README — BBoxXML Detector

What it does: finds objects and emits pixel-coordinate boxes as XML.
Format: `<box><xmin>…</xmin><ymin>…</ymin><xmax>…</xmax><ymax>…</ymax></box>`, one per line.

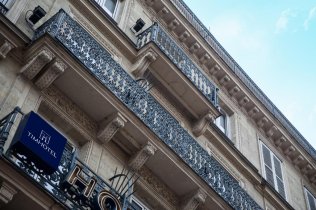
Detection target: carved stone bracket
<box><xmin>181</xmin><ymin>189</ymin><xmax>207</xmax><ymax>210</ymax></box>
<box><xmin>284</xmin><ymin>145</ymin><xmax>296</xmax><ymax>157</ymax></box>
<box><xmin>219</xmin><ymin>75</ymin><xmax>231</xmax><ymax>86</ymax></box>
<box><xmin>97</xmin><ymin>112</ymin><xmax>127</xmax><ymax>144</ymax></box>
<box><xmin>189</xmin><ymin>42</ymin><xmax>200</xmax><ymax>54</ymax></box>
<box><xmin>199</xmin><ymin>53</ymin><xmax>211</xmax><ymax>65</ymax></box>
<box><xmin>0</xmin><ymin>182</ymin><xmax>17</xmax><ymax>207</ymax></box>
<box><xmin>192</xmin><ymin>111</ymin><xmax>214</xmax><ymax>137</ymax></box>
<box><xmin>179</xmin><ymin>31</ymin><xmax>190</xmax><ymax>42</ymax></box>
<box><xmin>0</xmin><ymin>40</ymin><xmax>14</xmax><ymax>59</ymax></box>
<box><xmin>35</xmin><ymin>58</ymin><xmax>67</xmax><ymax>90</ymax></box>
<box><xmin>209</xmin><ymin>64</ymin><xmax>220</xmax><ymax>76</ymax></box>
<box><xmin>131</xmin><ymin>49</ymin><xmax>157</xmax><ymax>80</ymax></box>
<box><xmin>248</xmin><ymin>106</ymin><xmax>259</xmax><ymax>118</ymax></box>
<box><xmin>275</xmin><ymin>136</ymin><xmax>286</xmax><ymax>148</ymax></box>
<box><xmin>168</xmin><ymin>19</ymin><xmax>180</xmax><ymax>31</ymax></box>
<box><xmin>266</xmin><ymin>125</ymin><xmax>278</xmax><ymax>139</ymax></box>
<box><xmin>157</xmin><ymin>7</ymin><xmax>169</xmax><ymax>18</ymax></box>
<box><xmin>20</xmin><ymin>48</ymin><xmax>54</xmax><ymax>80</ymax></box>
<box><xmin>128</xmin><ymin>142</ymin><xmax>157</xmax><ymax>171</ymax></box>
<box><xmin>257</xmin><ymin>117</ymin><xmax>268</xmax><ymax>128</ymax></box>
<box><xmin>239</xmin><ymin>96</ymin><xmax>250</xmax><ymax>107</ymax></box>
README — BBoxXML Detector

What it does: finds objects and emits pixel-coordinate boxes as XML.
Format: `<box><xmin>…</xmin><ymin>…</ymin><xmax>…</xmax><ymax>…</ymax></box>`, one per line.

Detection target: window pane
<box><xmin>262</xmin><ymin>144</ymin><xmax>272</xmax><ymax>168</ymax></box>
<box><xmin>105</xmin><ymin>0</ymin><xmax>117</xmax><ymax>14</ymax></box>
<box><xmin>307</xmin><ymin>191</ymin><xmax>316</xmax><ymax>210</ymax></box>
<box><xmin>131</xmin><ymin>200</ymin><xmax>143</xmax><ymax>210</ymax></box>
<box><xmin>273</xmin><ymin>156</ymin><xmax>283</xmax><ymax>179</ymax></box>
<box><xmin>276</xmin><ymin>177</ymin><xmax>285</xmax><ymax>198</ymax></box>
<box><xmin>265</xmin><ymin>166</ymin><xmax>275</xmax><ymax>187</ymax></box>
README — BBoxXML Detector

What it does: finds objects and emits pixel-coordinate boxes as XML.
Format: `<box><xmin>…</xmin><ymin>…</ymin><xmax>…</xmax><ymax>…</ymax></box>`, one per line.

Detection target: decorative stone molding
<box><xmin>97</xmin><ymin>112</ymin><xmax>127</xmax><ymax>144</ymax></box>
<box><xmin>181</xmin><ymin>189</ymin><xmax>207</xmax><ymax>210</ymax></box>
<box><xmin>257</xmin><ymin>117</ymin><xmax>268</xmax><ymax>128</ymax></box>
<box><xmin>20</xmin><ymin>48</ymin><xmax>54</xmax><ymax>80</ymax></box>
<box><xmin>144</xmin><ymin>0</ymin><xmax>156</xmax><ymax>6</ymax></box>
<box><xmin>239</xmin><ymin>96</ymin><xmax>250</xmax><ymax>107</ymax></box>
<box><xmin>266</xmin><ymin>125</ymin><xmax>278</xmax><ymax>138</ymax></box>
<box><xmin>284</xmin><ymin>145</ymin><xmax>295</xmax><ymax>156</ymax></box>
<box><xmin>209</xmin><ymin>64</ymin><xmax>220</xmax><ymax>75</ymax></box>
<box><xmin>199</xmin><ymin>53</ymin><xmax>211</xmax><ymax>65</ymax></box>
<box><xmin>131</xmin><ymin>49</ymin><xmax>157</xmax><ymax>80</ymax></box>
<box><xmin>35</xmin><ymin>59</ymin><xmax>67</xmax><ymax>90</ymax></box>
<box><xmin>302</xmin><ymin>164</ymin><xmax>313</xmax><ymax>175</ymax></box>
<box><xmin>0</xmin><ymin>182</ymin><xmax>17</xmax><ymax>206</ymax></box>
<box><xmin>179</xmin><ymin>31</ymin><xmax>190</xmax><ymax>42</ymax></box>
<box><xmin>138</xmin><ymin>167</ymin><xmax>178</xmax><ymax>206</ymax></box>
<box><xmin>168</xmin><ymin>19</ymin><xmax>180</xmax><ymax>31</ymax></box>
<box><xmin>189</xmin><ymin>42</ymin><xmax>200</xmax><ymax>54</ymax></box>
<box><xmin>275</xmin><ymin>136</ymin><xmax>286</xmax><ymax>148</ymax></box>
<box><xmin>293</xmin><ymin>155</ymin><xmax>304</xmax><ymax>165</ymax></box>
<box><xmin>129</xmin><ymin>142</ymin><xmax>157</xmax><ymax>171</ymax></box>
<box><xmin>248</xmin><ymin>106</ymin><xmax>259</xmax><ymax>118</ymax></box>
<box><xmin>192</xmin><ymin>111</ymin><xmax>214</xmax><ymax>137</ymax></box>
<box><xmin>219</xmin><ymin>75</ymin><xmax>231</xmax><ymax>86</ymax></box>
<box><xmin>0</xmin><ymin>40</ymin><xmax>14</xmax><ymax>59</ymax></box>
<box><xmin>157</xmin><ymin>7</ymin><xmax>169</xmax><ymax>18</ymax></box>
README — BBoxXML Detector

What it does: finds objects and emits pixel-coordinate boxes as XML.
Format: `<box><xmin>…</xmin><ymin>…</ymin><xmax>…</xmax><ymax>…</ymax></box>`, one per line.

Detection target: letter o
<box><xmin>98</xmin><ymin>190</ymin><xmax>122</xmax><ymax>210</ymax></box>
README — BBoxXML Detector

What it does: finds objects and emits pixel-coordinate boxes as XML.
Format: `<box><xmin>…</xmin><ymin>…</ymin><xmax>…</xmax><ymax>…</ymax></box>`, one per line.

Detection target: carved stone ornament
<box><xmin>192</xmin><ymin>111</ymin><xmax>214</xmax><ymax>137</ymax></box>
<box><xmin>20</xmin><ymin>48</ymin><xmax>54</xmax><ymax>80</ymax></box>
<box><xmin>0</xmin><ymin>40</ymin><xmax>14</xmax><ymax>59</ymax></box>
<box><xmin>97</xmin><ymin>112</ymin><xmax>127</xmax><ymax>144</ymax></box>
<box><xmin>181</xmin><ymin>189</ymin><xmax>207</xmax><ymax>210</ymax></box>
<box><xmin>131</xmin><ymin>49</ymin><xmax>157</xmax><ymax>80</ymax></box>
<box><xmin>35</xmin><ymin>58</ymin><xmax>67</xmax><ymax>90</ymax></box>
<box><xmin>129</xmin><ymin>142</ymin><xmax>157</xmax><ymax>171</ymax></box>
<box><xmin>0</xmin><ymin>182</ymin><xmax>17</xmax><ymax>206</ymax></box>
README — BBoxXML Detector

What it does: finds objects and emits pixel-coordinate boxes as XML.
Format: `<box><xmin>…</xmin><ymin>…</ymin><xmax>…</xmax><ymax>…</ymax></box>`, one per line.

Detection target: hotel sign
<box><xmin>10</xmin><ymin>111</ymin><xmax>67</xmax><ymax>173</ymax></box>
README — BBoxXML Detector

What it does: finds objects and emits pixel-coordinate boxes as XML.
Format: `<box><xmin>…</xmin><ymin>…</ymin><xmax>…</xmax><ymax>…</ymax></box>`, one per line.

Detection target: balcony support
<box><xmin>132</xmin><ymin>49</ymin><xmax>157</xmax><ymax>80</ymax></box>
<box><xmin>192</xmin><ymin>111</ymin><xmax>214</xmax><ymax>137</ymax></box>
<box><xmin>0</xmin><ymin>182</ymin><xmax>17</xmax><ymax>207</ymax></box>
<box><xmin>181</xmin><ymin>189</ymin><xmax>207</xmax><ymax>210</ymax></box>
<box><xmin>97</xmin><ymin>112</ymin><xmax>127</xmax><ymax>144</ymax></box>
<box><xmin>128</xmin><ymin>142</ymin><xmax>157</xmax><ymax>171</ymax></box>
<box><xmin>0</xmin><ymin>40</ymin><xmax>13</xmax><ymax>59</ymax></box>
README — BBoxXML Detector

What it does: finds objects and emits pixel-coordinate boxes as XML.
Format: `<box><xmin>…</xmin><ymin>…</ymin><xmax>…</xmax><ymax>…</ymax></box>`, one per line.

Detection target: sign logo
<box><xmin>39</xmin><ymin>130</ymin><xmax>51</xmax><ymax>144</ymax></box>
<box><xmin>10</xmin><ymin>111</ymin><xmax>67</xmax><ymax>174</ymax></box>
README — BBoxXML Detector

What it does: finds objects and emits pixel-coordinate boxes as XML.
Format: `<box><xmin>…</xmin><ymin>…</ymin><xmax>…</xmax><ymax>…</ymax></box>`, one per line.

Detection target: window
<box><xmin>95</xmin><ymin>0</ymin><xmax>118</xmax><ymax>17</ymax></box>
<box><xmin>0</xmin><ymin>0</ymin><xmax>15</xmax><ymax>14</ymax></box>
<box><xmin>130</xmin><ymin>197</ymin><xmax>150</xmax><ymax>210</ymax></box>
<box><xmin>305</xmin><ymin>188</ymin><xmax>316</xmax><ymax>210</ymax></box>
<box><xmin>260</xmin><ymin>141</ymin><xmax>286</xmax><ymax>198</ymax></box>
<box><xmin>215</xmin><ymin>109</ymin><xmax>230</xmax><ymax>137</ymax></box>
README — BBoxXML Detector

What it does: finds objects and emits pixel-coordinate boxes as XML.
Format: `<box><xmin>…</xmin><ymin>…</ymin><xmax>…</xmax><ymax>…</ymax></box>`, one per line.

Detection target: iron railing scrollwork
<box><xmin>137</xmin><ymin>23</ymin><xmax>218</xmax><ymax>107</ymax></box>
<box><xmin>32</xmin><ymin>9</ymin><xmax>262</xmax><ymax>209</ymax></box>
<box><xmin>170</xmin><ymin>0</ymin><xmax>316</xmax><ymax>160</ymax></box>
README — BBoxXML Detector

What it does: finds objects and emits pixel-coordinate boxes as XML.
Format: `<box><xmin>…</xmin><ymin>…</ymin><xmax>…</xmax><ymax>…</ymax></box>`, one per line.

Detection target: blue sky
<box><xmin>183</xmin><ymin>0</ymin><xmax>316</xmax><ymax>148</ymax></box>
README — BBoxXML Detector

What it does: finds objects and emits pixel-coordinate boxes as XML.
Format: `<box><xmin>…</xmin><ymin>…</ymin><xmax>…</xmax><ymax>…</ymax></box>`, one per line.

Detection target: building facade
<box><xmin>0</xmin><ymin>0</ymin><xmax>316</xmax><ymax>210</ymax></box>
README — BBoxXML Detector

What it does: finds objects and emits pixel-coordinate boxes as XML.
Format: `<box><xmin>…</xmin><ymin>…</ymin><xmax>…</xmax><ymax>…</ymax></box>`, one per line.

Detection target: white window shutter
<box><xmin>273</xmin><ymin>156</ymin><xmax>285</xmax><ymax>198</ymax></box>
<box><xmin>262</xmin><ymin>144</ymin><xmax>275</xmax><ymax>187</ymax></box>
<box><xmin>306</xmin><ymin>189</ymin><xmax>316</xmax><ymax>210</ymax></box>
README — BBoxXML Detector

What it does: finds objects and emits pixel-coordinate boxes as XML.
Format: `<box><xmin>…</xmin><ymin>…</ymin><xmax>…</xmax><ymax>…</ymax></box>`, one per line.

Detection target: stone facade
<box><xmin>0</xmin><ymin>0</ymin><xmax>315</xmax><ymax>210</ymax></box>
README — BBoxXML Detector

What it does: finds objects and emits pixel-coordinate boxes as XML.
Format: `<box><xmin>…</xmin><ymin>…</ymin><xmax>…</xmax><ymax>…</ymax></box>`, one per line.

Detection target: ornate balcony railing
<box><xmin>170</xmin><ymin>0</ymin><xmax>316</xmax><ymax>159</ymax></box>
<box><xmin>0</xmin><ymin>108</ymin><xmax>138</xmax><ymax>210</ymax></box>
<box><xmin>0</xmin><ymin>2</ymin><xmax>8</xmax><ymax>15</ymax></box>
<box><xmin>137</xmin><ymin>23</ymin><xmax>218</xmax><ymax>107</ymax></box>
<box><xmin>31</xmin><ymin>10</ymin><xmax>262</xmax><ymax>209</ymax></box>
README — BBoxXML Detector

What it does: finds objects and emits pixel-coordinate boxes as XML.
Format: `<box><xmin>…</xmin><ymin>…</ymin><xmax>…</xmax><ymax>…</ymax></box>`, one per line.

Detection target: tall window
<box><xmin>305</xmin><ymin>188</ymin><xmax>316</xmax><ymax>210</ymax></box>
<box><xmin>215</xmin><ymin>109</ymin><xmax>230</xmax><ymax>137</ymax></box>
<box><xmin>95</xmin><ymin>0</ymin><xmax>118</xmax><ymax>17</ymax></box>
<box><xmin>130</xmin><ymin>197</ymin><xmax>150</xmax><ymax>210</ymax></box>
<box><xmin>260</xmin><ymin>141</ymin><xmax>286</xmax><ymax>198</ymax></box>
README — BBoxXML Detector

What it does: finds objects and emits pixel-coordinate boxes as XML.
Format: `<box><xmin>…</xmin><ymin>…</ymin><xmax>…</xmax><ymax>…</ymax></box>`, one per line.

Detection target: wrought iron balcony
<box><xmin>29</xmin><ymin>9</ymin><xmax>262</xmax><ymax>209</ymax></box>
<box><xmin>0</xmin><ymin>2</ymin><xmax>9</xmax><ymax>15</ymax></box>
<box><xmin>170</xmin><ymin>0</ymin><xmax>316</xmax><ymax>160</ymax></box>
<box><xmin>137</xmin><ymin>23</ymin><xmax>218</xmax><ymax>108</ymax></box>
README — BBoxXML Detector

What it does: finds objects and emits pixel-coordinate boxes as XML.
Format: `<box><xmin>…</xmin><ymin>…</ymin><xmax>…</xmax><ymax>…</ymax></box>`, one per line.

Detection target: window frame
<box><xmin>95</xmin><ymin>0</ymin><xmax>119</xmax><ymax>18</ymax></box>
<box><xmin>259</xmin><ymin>141</ymin><xmax>286</xmax><ymax>199</ymax></box>
<box><xmin>305</xmin><ymin>187</ymin><xmax>316</xmax><ymax>210</ymax></box>
<box><xmin>215</xmin><ymin>108</ymin><xmax>230</xmax><ymax>138</ymax></box>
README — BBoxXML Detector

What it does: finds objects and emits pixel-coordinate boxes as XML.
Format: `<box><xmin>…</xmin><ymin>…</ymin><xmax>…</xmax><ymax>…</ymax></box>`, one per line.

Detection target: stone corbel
<box><xmin>35</xmin><ymin>58</ymin><xmax>67</xmax><ymax>90</ymax></box>
<box><xmin>239</xmin><ymin>96</ymin><xmax>250</xmax><ymax>107</ymax></box>
<box><xmin>275</xmin><ymin>136</ymin><xmax>286</xmax><ymax>148</ymax></box>
<box><xmin>131</xmin><ymin>49</ymin><xmax>157</xmax><ymax>80</ymax></box>
<box><xmin>20</xmin><ymin>48</ymin><xmax>54</xmax><ymax>80</ymax></box>
<box><xmin>192</xmin><ymin>111</ymin><xmax>214</xmax><ymax>137</ymax></box>
<box><xmin>179</xmin><ymin>31</ymin><xmax>190</xmax><ymax>42</ymax></box>
<box><xmin>181</xmin><ymin>189</ymin><xmax>207</xmax><ymax>210</ymax></box>
<box><xmin>145</xmin><ymin>0</ymin><xmax>156</xmax><ymax>6</ymax></box>
<box><xmin>157</xmin><ymin>7</ymin><xmax>169</xmax><ymax>18</ymax></box>
<box><xmin>199</xmin><ymin>53</ymin><xmax>211</xmax><ymax>65</ymax></box>
<box><xmin>248</xmin><ymin>106</ymin><xmax>259</xmax><ymax>118</ymax></box>
<box><xmin>257</xmin><ymin>117</ymin><xmax>268</xmax><ymax>128</ymax></box>
<box><xmin>310</xmin><ymin>174</ymin><xmax>316</xmax><ymax>183</ymax></box>
<box><xmin>189</xmin><ymin>42</ymin><xmax>200</xmax><ymax>54</ymax></box>
<box><xmin>293</xmin><ymin>155</ymin><xmax>304</xmax><ymax>165</ymax></box>
<box><xmin>229</xmin><ymin>86</ymin><xmax>240</xmax><ymax>97</ymax></box>
<box><xmin>302</xmin><ymin>164</ymin><xmax>313</xmax><ymax>175</ymax></box>
<box><xmin>97</xmin><ymin>112</ymin><xmax>127</xmax><ymax>144</ymax></box>
<box><xmin>284</xmin><ymin>145</ymin><xmax>295</xmax><ymax>157</ymax></box>
<box><xmin>168</xmin><ymin>19</ymin><xmax>180</xmax><ymax>31</ymax></box>
<box><xmin>219</xmin><ymin>75</ymin><xmax>231</xmax><ymax>86</ymax></box>
<box><xmin>128</xmin><ymin>142</ymin><xmax>157</xmax><ymax>171</ymax></box>
<box><xmin>266</xmin><ymin>125</ymin><xmax>277</xmax><ymax>138</ymax></box>
<box><xmin>209</xmin><ymin>64</ymin><xmax>220</xmax><ymax>75</ymax></box>
<box><xmin>0</xmin><ymin>182</ymin><xmax>17</xmax><ymax>207</ymax></box>
<box><xmin>0</xmin><ymin>40</ymin><xmax>14</xmax><ymax>59</ymax></box>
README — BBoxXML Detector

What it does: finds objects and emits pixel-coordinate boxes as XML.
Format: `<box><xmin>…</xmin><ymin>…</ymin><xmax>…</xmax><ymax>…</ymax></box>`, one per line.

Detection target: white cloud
<box><xmin>275</xmin><ymin>9</ymin><xmax>297</xmax><ymax>33</ymax></box>
<box><xmin>304</xmin><ymin>6</ymin><xmax>316</xmax><ymax>30</ymax></box>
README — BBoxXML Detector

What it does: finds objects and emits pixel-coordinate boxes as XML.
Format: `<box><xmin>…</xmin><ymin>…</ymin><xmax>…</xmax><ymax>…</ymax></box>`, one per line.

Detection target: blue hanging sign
<box><xmin>10</xmin><ymin>111</ymin><xmax>67</xmax><ymax>174</ymax></box>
